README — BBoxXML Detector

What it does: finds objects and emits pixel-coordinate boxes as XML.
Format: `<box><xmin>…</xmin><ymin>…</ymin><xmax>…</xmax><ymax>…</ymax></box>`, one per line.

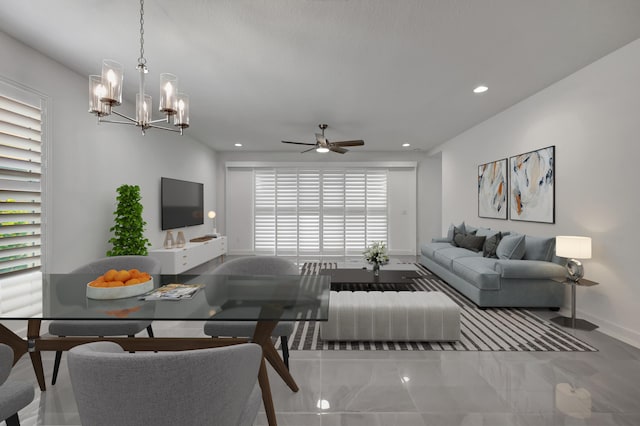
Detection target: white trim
<box><xmin>226</xmin><ymin>161</ymin><xmax>417</xmax><ymax>169</ymax></box>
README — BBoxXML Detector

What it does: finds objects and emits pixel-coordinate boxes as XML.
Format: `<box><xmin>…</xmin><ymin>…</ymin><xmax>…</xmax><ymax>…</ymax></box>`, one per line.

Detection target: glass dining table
<box><xmin>0</xmin><ymin>273</ymin><xmax>331</xmax><ymax>426</ymax></box>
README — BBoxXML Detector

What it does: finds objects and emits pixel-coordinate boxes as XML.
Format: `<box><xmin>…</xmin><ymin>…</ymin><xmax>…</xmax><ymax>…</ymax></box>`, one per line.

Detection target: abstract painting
<box><xmin>478</xmin><ymin>158</ymin><xmax>508</xmax><ymax>219</ymax></box>
<box><xmin>509</xmin><ymin>146</ymin><xmax>555</xmax><ymax>223</ymax></box>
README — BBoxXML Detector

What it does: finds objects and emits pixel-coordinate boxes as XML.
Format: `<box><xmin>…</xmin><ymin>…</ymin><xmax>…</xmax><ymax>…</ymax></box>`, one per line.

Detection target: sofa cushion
<box><xmin>496</xmin><ymin>234</ymin><xmax>526</xmax><ymax>260</ymax></box>
<box><xmin>420</xmin><ymin>242</ymin><xmax>453</xmax><ymax>259</ymax></box>
<box><xmin>483</xmin><ymin>232</ymin><xmax>503</xmax><ymax>258</ymax></box>
<box><xmin>493</xmin><ymin>259</ymin><xmax>567</xmax><ymax>279</ymax></box>
<box><xmin>452</xmin><ymin>257</ymin><xmax>500</xmax><ymax>290</ymax></box>
<box><xmin>475</xmin><ymin>227</ymin><xmax>497</xmax><ymax>238</ymax></box>
<box><xmin>446</xmin><ymin>222</ymin><xmax>465</xmax><ymax>242</ymax></box>
<box><xmin>433</xmin><ymin>247</ymin><xmax>481</xmax><ymax>270</ymax></box>
<box><xmin>457</xmin><ymin>234</ymin><xmax>486</xmax><ymax>252</ymax></box>
<box><xmin>523</xmin><ymin>236</ymin><xmax>556</xmax><ymax>262</ymax></box>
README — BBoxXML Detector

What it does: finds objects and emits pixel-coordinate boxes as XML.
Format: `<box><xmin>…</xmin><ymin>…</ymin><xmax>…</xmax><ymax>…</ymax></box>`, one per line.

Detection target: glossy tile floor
<box><xmin>6</xmin><ymin>257</ymin><xmax>640</xmax><ymax>425</ymax></box>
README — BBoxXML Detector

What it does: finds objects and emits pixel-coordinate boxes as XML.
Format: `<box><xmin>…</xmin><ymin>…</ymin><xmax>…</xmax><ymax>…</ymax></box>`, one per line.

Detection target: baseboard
<box><xmin>576</xmin><ymin>308</ymin><xmax>640</xmax><ymax>350</ymax></box>
<box><xmin>388</xmin><ymin>249</ymin><xmax>416</xmax><ymax>255</ymax></box>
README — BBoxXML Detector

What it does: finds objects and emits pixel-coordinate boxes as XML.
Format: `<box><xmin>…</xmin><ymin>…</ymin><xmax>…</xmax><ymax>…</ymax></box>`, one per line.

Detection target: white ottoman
<box><xmin>320</xmin><ymin>291</ymin><xmax>460</xmax><ymax>342</ymax></box>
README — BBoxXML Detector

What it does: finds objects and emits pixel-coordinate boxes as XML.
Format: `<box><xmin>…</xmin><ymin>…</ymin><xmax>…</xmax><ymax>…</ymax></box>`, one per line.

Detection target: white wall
<box><xmin>216</xmin><ymin>151</ymin><xmax>441</xmax><ymax>255</ymax></box>
<box><xmin>434</xmin><ymin>38</ymin><xmax>640</xmax><ymax>348</ymax></box>
<box><xmin>0</xmin><ymin>32</ymin><xmax>219</xmax><ymax>272</ymax></box>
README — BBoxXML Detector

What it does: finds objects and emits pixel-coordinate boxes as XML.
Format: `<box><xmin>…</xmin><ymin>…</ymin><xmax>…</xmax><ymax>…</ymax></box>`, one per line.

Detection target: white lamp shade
<box><xmin>556</xmin><ymin>236</ymin><xmax>592</xmax><ymax>259</ymax></box>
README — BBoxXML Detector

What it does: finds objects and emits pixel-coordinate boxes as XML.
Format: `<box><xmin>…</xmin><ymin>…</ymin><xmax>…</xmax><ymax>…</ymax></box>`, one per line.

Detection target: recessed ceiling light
<box><xmin>234</xmin><ymin>143</ymin><xmax>242</xmax><ymax>147</ymax></box>
<box><xmin>402</xmin><ymin>143</ymin><xmax>410</xmax><ymax>147</ymax></box>
<box><xmin>473</xmin><ymin>85</ymin><xmax>488</xmax><ymax>94</ymax></box>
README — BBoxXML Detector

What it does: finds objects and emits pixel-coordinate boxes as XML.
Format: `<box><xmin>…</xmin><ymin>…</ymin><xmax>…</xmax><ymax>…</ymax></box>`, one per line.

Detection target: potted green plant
<box><xmin>107</xmin><ymin>184</ymin><xmax>151</xmax><ymax>256</ymax></box>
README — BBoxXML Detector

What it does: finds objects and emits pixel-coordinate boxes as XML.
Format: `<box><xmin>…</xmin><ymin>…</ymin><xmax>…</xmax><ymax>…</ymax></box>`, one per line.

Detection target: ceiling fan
<box><xmin>282</xmin><ymin>124</ymin><xmax>365</xmax><ymax>154</ymax></box>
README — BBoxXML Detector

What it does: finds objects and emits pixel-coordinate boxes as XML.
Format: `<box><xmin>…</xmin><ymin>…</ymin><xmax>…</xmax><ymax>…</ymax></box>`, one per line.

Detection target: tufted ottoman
<box><xmin>320</xmin><ymin>291</ymin><xmax>461</xmax><ymax>342</ymax></box>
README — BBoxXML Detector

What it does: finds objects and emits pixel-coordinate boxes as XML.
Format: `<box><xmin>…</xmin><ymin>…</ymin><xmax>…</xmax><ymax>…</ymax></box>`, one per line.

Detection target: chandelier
<box><xmin>88</xmin><ymin>0</ymin><xmax>189</xmax><ymax>135</ymax></box>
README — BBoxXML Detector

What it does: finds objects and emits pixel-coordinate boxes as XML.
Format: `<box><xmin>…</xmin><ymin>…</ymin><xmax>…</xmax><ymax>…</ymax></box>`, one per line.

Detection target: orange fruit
<box><xmin>94</xmin><ymin>275</ymin><xmax>105</xmax><ymax>283</ymax></box>
<box><xmin>129</xmin><ymin>269</ymin><xmax>141</xmax><ymax>278</ymax></box>
<box><xmin>106</xmin><ymin>281</ymin><xmax>124</xmax><ymax>287</ymax></box>
<box><xmin>103</xmin><ymin>269</ymin><xmax>118</xmax><ymax>281</ymax></box>
<box><xmin>125</xmin><ymin>278</ymin><xmax>140</xmax><ymax>286</ymax></box>
<box><xmin>114</xmin><ymin>270</ymin><xmax>131</xmax><ymax>282</ymax></box>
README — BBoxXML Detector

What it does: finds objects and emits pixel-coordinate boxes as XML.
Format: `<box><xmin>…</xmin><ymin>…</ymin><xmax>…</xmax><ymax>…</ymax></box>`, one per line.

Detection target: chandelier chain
<box><xmin>138</xmin><ymin>0</ymin><xmax>146</xmax><ymax>66</ymax></box>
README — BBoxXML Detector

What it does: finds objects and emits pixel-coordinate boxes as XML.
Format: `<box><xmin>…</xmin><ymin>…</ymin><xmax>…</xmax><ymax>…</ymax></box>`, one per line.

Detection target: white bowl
<box><xmin>86</xmin><ymin>277</ymin><xmax>154</xmax><ymax>300</ymax></box>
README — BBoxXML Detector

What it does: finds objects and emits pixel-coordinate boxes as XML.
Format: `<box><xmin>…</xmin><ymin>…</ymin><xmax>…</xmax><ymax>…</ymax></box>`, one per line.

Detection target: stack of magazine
<box><xmin>139</xmin><ymin>283</ymin><xmax>203</xmax><ymax>301</ymax></box>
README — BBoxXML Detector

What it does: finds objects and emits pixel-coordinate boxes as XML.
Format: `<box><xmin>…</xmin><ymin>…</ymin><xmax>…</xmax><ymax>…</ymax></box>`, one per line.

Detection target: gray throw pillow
<box><xmin>446</xmin><ymin>222</ymin><xmax>466</xmax><ymax>242</ymax></box>
<box><xmin>523</xmin><ymin>236</ymin><xmax>556</xmax><ymax>261</ymax></box>
<box><xmin>496</xmin><ymin>234</ymin><xmax>526</xmax><ymax>260</ymax></box>
<box><xmin>459</xmin><ymin>234</ymin><xmax>486</xmax><ymax>252</ymax></box>
<box><xmin>453</xmin><ymin>229</ymin><xmax>476</xmax><ymax>247</ymax></box>
<box><xmin>483</xmin><ymin>232</ymin><xmax>503</xmax><ymax>258</ymax></box>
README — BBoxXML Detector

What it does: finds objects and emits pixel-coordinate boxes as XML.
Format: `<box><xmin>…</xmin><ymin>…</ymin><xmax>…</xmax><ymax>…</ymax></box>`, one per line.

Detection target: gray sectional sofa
<box><xmin>419</xmin><ymin>223</ymin><xmax>566</xmax><ymax>308</ymax></box>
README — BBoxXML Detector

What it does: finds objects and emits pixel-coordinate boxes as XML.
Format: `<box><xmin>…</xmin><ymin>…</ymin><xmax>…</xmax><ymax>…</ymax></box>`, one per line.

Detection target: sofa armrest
<box><xmin>431</xmin><ymin>237</ymin><xmax>451</xmax><ymax>243</ymax></box>
<box><xmin>494</xmin><ymin>260</ymin><xmax>567</xmax><ymax>279</ymax></box>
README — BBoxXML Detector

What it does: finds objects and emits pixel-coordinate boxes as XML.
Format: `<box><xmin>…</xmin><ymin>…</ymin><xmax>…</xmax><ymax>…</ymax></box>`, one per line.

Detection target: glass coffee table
<box><xmin>319</xmin><ymin>268</ymin><xmax>420</xmax><ymax>291</ymax></box>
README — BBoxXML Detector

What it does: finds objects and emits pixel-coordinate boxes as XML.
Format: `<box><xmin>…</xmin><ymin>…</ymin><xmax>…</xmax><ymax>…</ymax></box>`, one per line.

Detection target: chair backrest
<box><xmin>0</xmin><ymin>344</ymin><xmax>12</xmax><ymax>385</ymax></box>
<box><xmin>71</xmin><ymin>255</ymin><xmax>162</xmax><ymax>274</ymax></box>
<box><xmin>213</xmin><ymin>256</ymin><xmax>299</xmax><ymax>276</ymax></box>
<box><xmin>67</xmin><ymin>342</ymin><xmax>262</xmax><ymax>426</ymax></box>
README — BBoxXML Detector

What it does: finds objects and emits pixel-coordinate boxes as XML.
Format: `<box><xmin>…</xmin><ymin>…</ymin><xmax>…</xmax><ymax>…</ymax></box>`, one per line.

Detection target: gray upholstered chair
<box><xmin>204</xmin><ymin>256</ymin><xmax>299</xmax><ymax>368</ymax></box>
<box><xmin>67</xmin><ymin>341</ymin><xmax>262</xmax><ymax>426</ymax></box>
<box><xmin>0</xmin><ymin>344</ymin><xmax>35</xmax><ymax>426</ymax></box>
<box><xmin>48</xmin><ymin>255</ymin><xmax>161</xmax><ymax>385</ymax></box>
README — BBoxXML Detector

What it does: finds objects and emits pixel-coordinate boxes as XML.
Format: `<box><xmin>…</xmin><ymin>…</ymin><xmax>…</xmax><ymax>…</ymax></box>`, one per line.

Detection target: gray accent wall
<box><xmin>432</xmin><ymin>38</ymin><xmax>640</xmax><ymax>348</ymax></box>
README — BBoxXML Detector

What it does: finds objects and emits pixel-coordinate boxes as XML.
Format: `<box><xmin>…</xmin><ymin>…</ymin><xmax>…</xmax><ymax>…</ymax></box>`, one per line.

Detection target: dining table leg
<box><xmin>27</xmin><ymin>319</ymin><xmax>46</xmax><ymax>391</ymax></box>
<box><xmin>0</xmin><ymin>322</ymin><xmax>28</xmax><ymax>364</ymax></box>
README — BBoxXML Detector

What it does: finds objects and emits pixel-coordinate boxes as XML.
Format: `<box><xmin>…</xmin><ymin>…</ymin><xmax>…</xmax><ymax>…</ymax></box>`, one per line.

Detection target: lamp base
<box><xmin>550</xmin><ymin>316</ymin><xmax>598</xmax><ymax>331</ymax></box>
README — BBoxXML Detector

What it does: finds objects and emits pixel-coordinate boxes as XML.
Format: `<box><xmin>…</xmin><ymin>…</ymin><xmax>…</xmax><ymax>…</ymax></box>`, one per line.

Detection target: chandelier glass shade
<box><xmin>88</xmin><ymin>0</ymin><xmax>189</xmax><ymax>135</ymax></box>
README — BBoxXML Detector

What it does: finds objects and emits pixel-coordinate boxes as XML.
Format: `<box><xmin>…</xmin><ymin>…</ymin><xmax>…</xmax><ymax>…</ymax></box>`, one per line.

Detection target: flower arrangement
<box><xmin>363</xmin><ymin>241</ymin><xmax>389</xmax><ymax>265</ymax></box>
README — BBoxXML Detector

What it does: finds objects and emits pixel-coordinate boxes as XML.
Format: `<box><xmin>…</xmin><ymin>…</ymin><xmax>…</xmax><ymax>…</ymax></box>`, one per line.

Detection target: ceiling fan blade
<box><xmin>331</xmin><ymin>140</ymin><xmax>365</xmax><ymax>147</ymax></box>
<box><xmin>300</xmin><ymin>146</ymin><xmax>317</xmax><ymax>154</ymax></box>
<box><xmin>315</xmin><ymin>133</ymin><xmax>327</xmax><ymax>145</ymax></box>
<box><xmin>282</xmin><ymin>140</ymin><xmax>316</xmax><ymax>146</ymax></box>
<box><xmin>329</xmin><ymin>146</ymin><xmax>348</xmax><ymax>154</ymax></box>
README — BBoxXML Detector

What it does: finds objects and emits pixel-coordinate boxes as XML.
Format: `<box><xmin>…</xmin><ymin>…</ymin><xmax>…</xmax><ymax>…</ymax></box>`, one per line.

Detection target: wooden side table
<box><xmin>550</xmin><ymin>278</ymin><xmax>599</xmax><ymax>331</ymax></box>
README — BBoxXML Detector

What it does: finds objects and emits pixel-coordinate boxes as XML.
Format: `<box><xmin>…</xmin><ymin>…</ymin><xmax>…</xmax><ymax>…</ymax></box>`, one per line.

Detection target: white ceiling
<box><xmin>1</xmin><ymin>0</ymin><xmax>640</xmax><ymax>153</ymax></box>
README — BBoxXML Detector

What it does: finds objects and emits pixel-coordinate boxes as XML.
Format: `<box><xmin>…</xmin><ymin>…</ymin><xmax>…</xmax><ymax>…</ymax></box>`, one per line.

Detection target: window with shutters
<box><xmin>254</xmin><ymin>168</ymin><xmax>387</xmax><ymax>257</ymax></box>
<box><xmin>0</xmin><ymin>84</ymin><xmax>45</xmax><ymax>318</ymax></box>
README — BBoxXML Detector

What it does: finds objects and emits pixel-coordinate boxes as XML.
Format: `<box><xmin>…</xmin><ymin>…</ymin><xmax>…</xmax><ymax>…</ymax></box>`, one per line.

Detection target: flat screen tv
<box><xmin>161</xmin><ymin>177</ymin><xmax>204</xmax><ymax>230</ymax></box>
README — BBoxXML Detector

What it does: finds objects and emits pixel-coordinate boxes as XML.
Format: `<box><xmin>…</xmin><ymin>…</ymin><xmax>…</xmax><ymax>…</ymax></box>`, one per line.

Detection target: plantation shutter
<box><xmin>254</xmin><ymin>169</ymin><xmax>276</xmax><ymax>254</ymax></box>
<box><xmin>253</xmin><ymin>167</ymin><xmax>388</xmax><ymax>257</ymax></box>
<box><xmin>298</xmin><ymin>170</ymin><xmax>320</xmax><ymax>256</ymax></box>
<box><xmin>0</xmin><ymin>93</ymin><xmax>43</xmax><ymax>317</ymax></box>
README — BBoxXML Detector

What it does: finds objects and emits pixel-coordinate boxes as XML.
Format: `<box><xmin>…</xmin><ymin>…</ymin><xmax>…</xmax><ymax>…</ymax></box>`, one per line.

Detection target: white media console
<box><xmin>148</xmin><ymin>236</ymin><xmax>227</xmax><ymax>274</ymax></box>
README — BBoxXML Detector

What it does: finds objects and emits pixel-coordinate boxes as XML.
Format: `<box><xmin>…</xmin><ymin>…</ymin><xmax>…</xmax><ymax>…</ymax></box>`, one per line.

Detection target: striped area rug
<box><xmin>281</xmin><ymin>262</ymin><xmax>597</xmax><ymax>352</ymax></box>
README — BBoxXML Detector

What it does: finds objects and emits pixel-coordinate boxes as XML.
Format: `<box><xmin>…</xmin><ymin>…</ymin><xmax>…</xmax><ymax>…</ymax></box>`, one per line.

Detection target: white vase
<box><xmin>163</xmin><ymin>231</ymin><xmax>174</xmax><ymax>249</ymax></box>
<box><xmin>176</xmin><ymin>231</ymin><xmax>186</xmax><ymax>248</ymax></box>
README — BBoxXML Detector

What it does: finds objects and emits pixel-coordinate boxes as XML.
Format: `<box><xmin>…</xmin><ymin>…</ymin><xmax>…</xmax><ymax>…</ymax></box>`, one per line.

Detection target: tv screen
<box><xmin>161</xmin><ymin>177</ymin><xmax>204</xmax><ymax>230</ymax></box>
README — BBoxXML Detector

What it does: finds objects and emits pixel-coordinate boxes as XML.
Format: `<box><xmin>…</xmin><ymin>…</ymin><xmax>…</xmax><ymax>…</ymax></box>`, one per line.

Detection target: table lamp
<box><xmin>207</xmin><ymin>210</ymin><xmax>218</xmax><ymax>236</ymax></box>
<box><xmin>556</xmin><ymin>236</ymin><xmax>591</xmax><ymax>282</ymax></box>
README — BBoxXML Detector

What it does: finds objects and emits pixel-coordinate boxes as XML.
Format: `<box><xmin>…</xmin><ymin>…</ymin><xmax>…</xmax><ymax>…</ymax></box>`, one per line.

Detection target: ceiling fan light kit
<box><xmin>282</xmin><ymin>123</ymin><xmax>364</xmax><ymax>154</ymax></box>
<box><xmin>88</xmin><ymin>0</ymin><xmax>189</xmax><ymax>136</ymax></box>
